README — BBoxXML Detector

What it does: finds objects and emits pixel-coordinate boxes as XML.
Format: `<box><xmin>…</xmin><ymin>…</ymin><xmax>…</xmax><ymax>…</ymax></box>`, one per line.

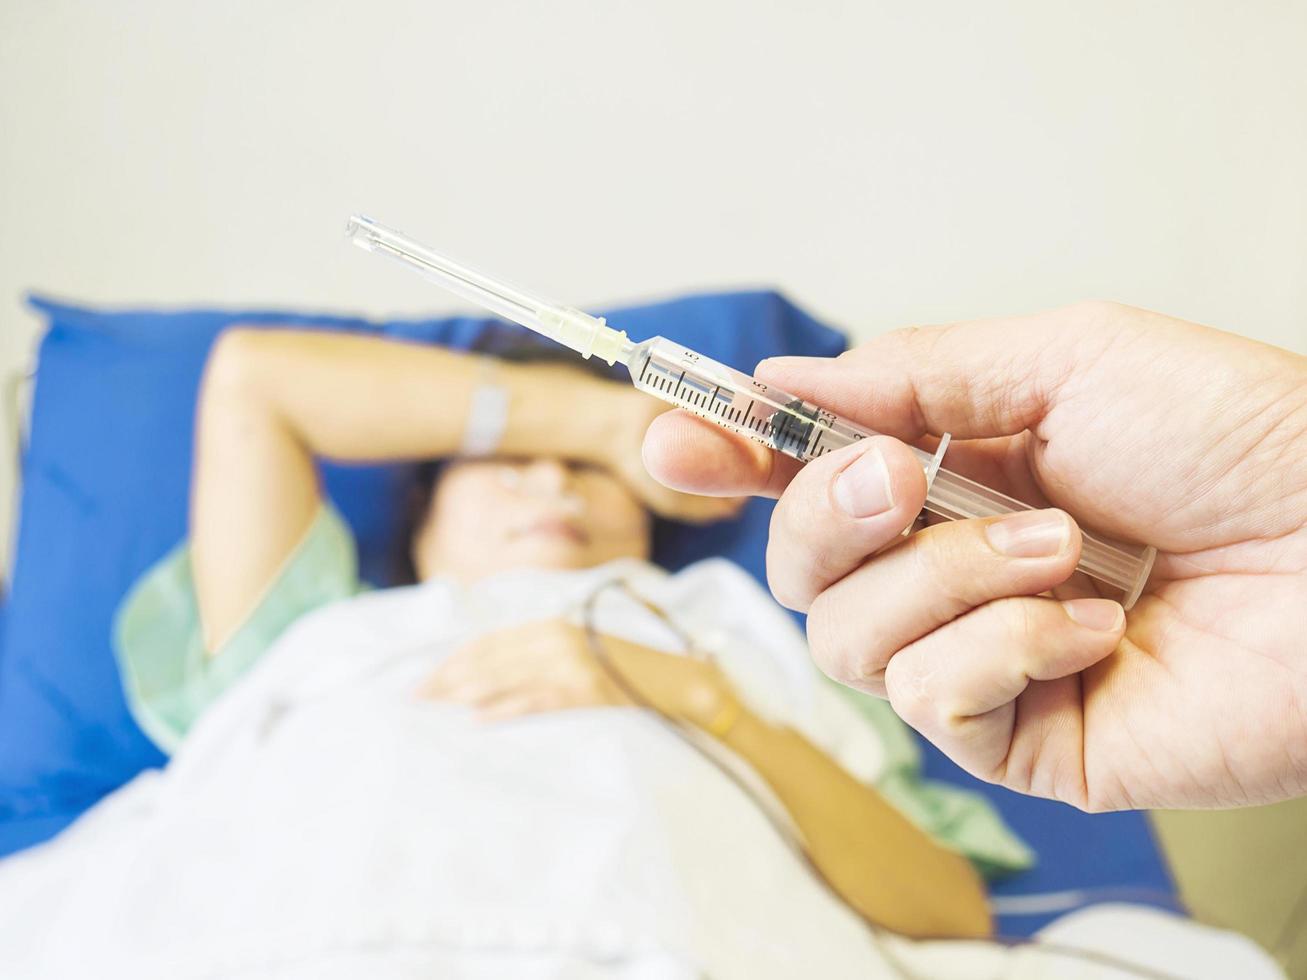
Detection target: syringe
<box><xmin>346</xmin><ymin>215</ymin><xmax>1156</xmax><ymax>607</ymax></box>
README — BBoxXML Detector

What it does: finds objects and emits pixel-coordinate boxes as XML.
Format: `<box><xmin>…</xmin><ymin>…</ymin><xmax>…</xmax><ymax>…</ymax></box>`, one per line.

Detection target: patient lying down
<box><xmin>0</xmin><ymin>331</ymin><xmax>1280</xmax><ymax>979</ymax></box>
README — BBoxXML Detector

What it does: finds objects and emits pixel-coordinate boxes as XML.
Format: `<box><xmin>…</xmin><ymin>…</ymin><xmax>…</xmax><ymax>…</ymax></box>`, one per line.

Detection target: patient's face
<box><xmin>412</xmin><ymin>457</ymin><xmax>652</xmax><ymax>581</ymax></box>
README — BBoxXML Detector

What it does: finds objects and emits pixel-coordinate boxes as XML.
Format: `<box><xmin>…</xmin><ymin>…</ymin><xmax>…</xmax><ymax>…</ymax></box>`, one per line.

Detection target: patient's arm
<box><xmin>191</xmin><ymin>329</ymin><xmax>730</xmax><ymax>652</ymax></box>
<box><xmin>422</xmin><ymin>619</ymin><xmax>992</xmax><ymax>939</ymax></box>
<box><xmin>605</xmin><ymin>636</ymin><xmax>994</xmax><ymax>940</ymax></box>
<box><xmin>712</xmin><ymin>695</ymin><xmax>993</xmax><ymax>939</ymax></box>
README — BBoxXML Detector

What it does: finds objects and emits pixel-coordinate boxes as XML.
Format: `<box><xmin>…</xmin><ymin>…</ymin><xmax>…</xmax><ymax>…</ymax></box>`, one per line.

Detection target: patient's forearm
<box><xmin>191</xmin><ymin>328</ymin><xmax>618</xmax><ymax>651</ymax></box>
<box><xmin>600</xmin><ymin>637</ymin><xmax>991</xmax><ymax>938</ymax></box>
<box><xmin>717</xmin><ymin>710</ymin><xmax>992</xmax><ymax>939</ymax></box>
<box><xmin>206</xmin><ymin>328</ymin><xmax>616</xmax><ymax>463</ymax></box>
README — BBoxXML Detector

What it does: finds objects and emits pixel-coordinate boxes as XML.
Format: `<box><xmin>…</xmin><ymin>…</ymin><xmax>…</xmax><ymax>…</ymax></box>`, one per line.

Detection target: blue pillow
<box><xmin>0</xmin><ymin>291</ymin><xmax>846</xmax><ymax>847</ymax></box>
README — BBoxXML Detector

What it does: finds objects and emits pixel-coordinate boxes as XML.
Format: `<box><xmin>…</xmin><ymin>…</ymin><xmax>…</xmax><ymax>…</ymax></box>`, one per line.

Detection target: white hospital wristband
<box><xmin>459</xmin><ymin>361</ymin><xmax>510</xmax><ymax>457</ymax></box>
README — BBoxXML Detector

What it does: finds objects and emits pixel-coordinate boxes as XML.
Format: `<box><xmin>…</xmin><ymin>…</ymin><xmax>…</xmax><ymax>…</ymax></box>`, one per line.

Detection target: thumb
<box><xmin>758</xmin><ymin>305</ymin><xmax>1111</xmax><ymax>443</ymax></box>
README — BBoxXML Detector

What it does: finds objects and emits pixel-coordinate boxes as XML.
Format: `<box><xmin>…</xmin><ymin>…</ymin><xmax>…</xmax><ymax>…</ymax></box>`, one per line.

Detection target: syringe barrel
<box><xmin>913</xmin><ymin>464</ymin><xmax>1156</xmax><ymax>607</ymax></box>
<box><xmin>626</xmin><ymin>335</ymin><xmax>1155</xmax><ymax>607</ymax></box>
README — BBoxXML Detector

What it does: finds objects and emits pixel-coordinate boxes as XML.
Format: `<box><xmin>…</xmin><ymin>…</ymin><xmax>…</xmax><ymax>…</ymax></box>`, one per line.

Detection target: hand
<box><xmin>419</xmin><ymin>619</ymin><xmax>632</xmax><ymax>721</ymax></box>
<box><xmin>501</xmin><ymin>362</ymin><xmax>744</xmax><ymax>526</ymax></box>
<box><xmin>596</xmin><ymin>384</ymin><xmax>747</xmax><ymax>525</ymax></box>
<box><xmin>419</xmin><ymin>617</ymin><xmax>739</xmax><ymax>727</ymax></box>
<box><xmin>642</xmin><ymin>301</ymin><xmax>1307</xmax><ymax>811</ymax></box>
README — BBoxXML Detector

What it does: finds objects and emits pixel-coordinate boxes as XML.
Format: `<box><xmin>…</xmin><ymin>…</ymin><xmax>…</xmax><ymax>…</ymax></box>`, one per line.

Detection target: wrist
<box><xmin>457</xmin><ymin>358</ymin><xmax>511</xmax><ymax>457</ymax></box>
<box><xmin>603</xmin><ymin>638</ymin><xmax>742</xmax><ymax>732</ymax></box>
<box><xmin>697</xmin><ymin>694</ymin><xmax>744</xmax><ymax>740</ymax></box>
<box><xmin>676</xmin><ymin>670</ymin><xmax>744</xmax><ymax>737</ymax></box>
<box><xmin>570</xmin><ymin>381</ymin><xmax>645</xmax><ymax>466</ymax></box>
<box><xmin>497</xmin><ymin>365</ymin><xmax>618</xmax><ymax>462</ymax></box>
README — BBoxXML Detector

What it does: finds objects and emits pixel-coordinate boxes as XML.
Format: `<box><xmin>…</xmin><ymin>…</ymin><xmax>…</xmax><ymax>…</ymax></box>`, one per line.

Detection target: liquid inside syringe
<box><xmin>347</xmin><ymin>215</ymin><xmax>1157</xmax><ymax>607</ymax></box>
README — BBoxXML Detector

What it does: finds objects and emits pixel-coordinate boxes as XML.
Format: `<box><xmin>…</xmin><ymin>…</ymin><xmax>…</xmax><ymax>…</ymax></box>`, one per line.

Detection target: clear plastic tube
<box><xmin>348</xmin><ymin>215</ymin><xmax>1157</xmax><ymax>607</ymax></box>
<box><xmin>346</xmin><ymin>216</ymin><xmax>630</xmax><ymax>364</ymax></box>
<box><xmin>347</xmin><ymin>216</ymin><xmax>547</xmax><ymax>329</ymax></box>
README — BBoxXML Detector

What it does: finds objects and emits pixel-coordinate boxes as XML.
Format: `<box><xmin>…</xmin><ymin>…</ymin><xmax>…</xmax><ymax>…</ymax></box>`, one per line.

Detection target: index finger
<box><xmin>642</xmin><ymin>410</ymin><xmax>803</xmax><ymax>499</ymax></box>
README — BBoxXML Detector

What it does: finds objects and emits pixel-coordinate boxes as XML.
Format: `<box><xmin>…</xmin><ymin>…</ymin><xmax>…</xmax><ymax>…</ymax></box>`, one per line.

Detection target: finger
<box><xmin>756</xmin><ymin>307</ymin><xmax>1112</xmax><ymax>443</ymax></box>
<box><xmin>765</xmin><ymin>436</ymin><xmax>928</xmax><ymax>611</ymax></box>
<box><xmin>806</xmin><ymin>508</ymin><xmax>1083</xmax><ymax>694</ymax></box>
<box><xmin>645</xmin><ymin>483</ymin><xmax>750</xmax><ymax>524</ymax></box>
<box><xmin>642</xmin><ymin>410</ymin><xmax>803</xmax><ymax>498</ymax></box>
<box><xmin>420</xmin><ymin>642</ymin><xmax>524</xmax><ymax>702</ymax></box>
<box><xmin>419</xmin><ymin>648</ymin><xmax>479</xmax><ymax>698</ymax></box>
<box><xmin>882</xmin><ymin>595</ymin><xmax>1125</xmax><ymax>785</ymax></box>
<box><xmin>478</xmin><ymin>690</ymin><xmax>560</xmax><ymax>723</ymax></box>
<box><xmin>915</xmin><ymin>431</ymin><xmax>1053</xmax><ymax>507</ymax></box>
<box><xmin>427</xmin><ymin>672</ymin><xmax>513</xmax><ymax>706</ymax></box>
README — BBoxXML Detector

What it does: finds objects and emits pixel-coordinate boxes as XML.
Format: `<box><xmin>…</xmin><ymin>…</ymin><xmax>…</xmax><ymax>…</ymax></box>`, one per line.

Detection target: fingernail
<box><xmin>985</xmin><ymin>509</ymin><xmax>1070</xmax><ymax>558</ymax></box>
<box><xmin>833</xmin><ymin>446</ymin><xmax>894</xmax><ymax>518</ymax></box>
<box><xmin>1062</xmin><ymin>598</ymin><xmax>1125</xmax><ymax>631</ymax></box>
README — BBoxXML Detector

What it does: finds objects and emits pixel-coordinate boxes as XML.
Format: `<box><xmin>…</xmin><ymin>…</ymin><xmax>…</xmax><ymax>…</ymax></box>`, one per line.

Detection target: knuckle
<box><xmin>765</xmin><ymin>522</ymin><xmax>819</xmax><ymax>612</ymax></box>
<box><xmin>787</xmin><ymin>453</ymin><xmax>844</xmax><ymax>521</ymax></box>
<box><xmin>995</xmin><ymin>597</ymin><xmax>1042</xmax><ymax>644</ymax></box>
<box><xmin>881</xmin><ymin>324</ymin><xmax>931</xmax><ymax>352</ymax></box>
<box><xmin>909</xmin><ymin>524</ymin><xmax>982</xmax><ymax>612</ymax></box>
<box><xmin>805</xmin><ymin>589</ymin><xmax>883</xmax><ymax>690</ymax></box>
<box><xmin>766</xmin><ymin>472</ymin><xmax>859</xmax><ymax>611</ymax></box>
<box><xmin>804</xmin><ymin>590</ymin><xmax>847</xmax><ymax>677</ymax></box>
<box><xmin>883</xmin><ymin>654</ymin><xmax>932</xmax><ymax>725</ymax></box>
<box><xmin>768</xmin><ymin>544</ymin><xmax>841</xmax><ymax>613</ymax></box>
<box><xmin>884</xmin><ymin>643</ymin><xmax>982</xmax><ymax>735</ymax></box>
<box><xmin>934</xmin><ymin>699</ymin><xmax>977</xmax><ymax>737</ymax></box>
<box><xmin>987</xmin><ymin>597</ymin><xmax>1051</xmax><ymax>677</ymax></box>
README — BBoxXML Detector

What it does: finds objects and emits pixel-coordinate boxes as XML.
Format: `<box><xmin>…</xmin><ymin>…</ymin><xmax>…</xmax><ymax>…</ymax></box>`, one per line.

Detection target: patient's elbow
<box><xmin>203</xmin><ymin>328</ymin><xmax>271</xmax><ymax>401</ymax></box>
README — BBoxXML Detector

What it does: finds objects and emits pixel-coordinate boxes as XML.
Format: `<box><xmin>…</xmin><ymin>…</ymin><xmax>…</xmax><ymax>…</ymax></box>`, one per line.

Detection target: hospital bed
<box><xmin>0</xmin><ymin>293</ymin><xmax>1175</xmax><ymax>936</ymax></box>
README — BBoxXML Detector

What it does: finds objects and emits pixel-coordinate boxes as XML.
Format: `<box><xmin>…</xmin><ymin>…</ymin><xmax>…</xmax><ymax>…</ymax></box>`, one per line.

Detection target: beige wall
<box><xmin>2</xmin><ymin>0</ymin><xmax>1305</xmax><ymax>569</ymax></box>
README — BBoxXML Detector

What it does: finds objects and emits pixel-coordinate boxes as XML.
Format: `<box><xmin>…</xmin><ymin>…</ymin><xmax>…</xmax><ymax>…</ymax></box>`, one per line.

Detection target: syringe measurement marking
<box><xmin>641</xmin><ymin>360</ymin><xmax>811</xmax><ymax>445</ymax></box>
<box><xmin>773</xmin><ymin>412</ymin><xmax>791</xmax><ymax>449</ymax></box>
<box><xmin>656</xmin><ymin>389</ymin><xmax>812</xmax><ymax>457</ymax></box>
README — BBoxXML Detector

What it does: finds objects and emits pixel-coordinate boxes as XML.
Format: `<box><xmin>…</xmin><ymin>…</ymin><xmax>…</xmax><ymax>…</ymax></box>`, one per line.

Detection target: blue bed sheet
<box><xmin>919</xmin><ymin>739</ymin><xmax>1178</xmax><ymax>934</ymax></box>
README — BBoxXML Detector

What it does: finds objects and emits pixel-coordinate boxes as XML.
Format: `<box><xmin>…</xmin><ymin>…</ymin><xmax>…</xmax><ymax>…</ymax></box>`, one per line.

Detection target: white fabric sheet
<box><xmin>0</xmin><ymin>559</ymin><xmax>1283</xmax><ymax>979</ymax></box>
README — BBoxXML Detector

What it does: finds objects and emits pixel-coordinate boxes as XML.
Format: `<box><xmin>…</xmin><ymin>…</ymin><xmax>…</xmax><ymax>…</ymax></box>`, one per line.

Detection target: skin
<box><xmin>641</xmin><ymin>301</ymin><xmax>1307</xmax><ymax>812</ymax></box>
<box><xmin>413</xmin><ymin>457</ymin><xmax>653</xmax><ymax>582</ymax></box>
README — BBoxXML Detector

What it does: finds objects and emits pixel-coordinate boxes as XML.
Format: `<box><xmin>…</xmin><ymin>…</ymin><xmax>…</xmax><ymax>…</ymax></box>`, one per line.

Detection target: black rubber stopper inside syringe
<box><xmin>769</xmin><ymin>399</ymin><xmax>819</xmax><ymax>456</ymax></box>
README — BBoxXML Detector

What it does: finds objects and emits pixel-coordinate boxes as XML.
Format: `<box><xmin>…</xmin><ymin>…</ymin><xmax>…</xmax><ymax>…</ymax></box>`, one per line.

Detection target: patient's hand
<box><xmin>418</xmin><ymin>618</ymin><xmax>737</xmax><ymax>725</ymax></box>
<box><xmin>596</xmin><ymin>388</ymin><xmax>747</xmax><ymax>525</ymax></box>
